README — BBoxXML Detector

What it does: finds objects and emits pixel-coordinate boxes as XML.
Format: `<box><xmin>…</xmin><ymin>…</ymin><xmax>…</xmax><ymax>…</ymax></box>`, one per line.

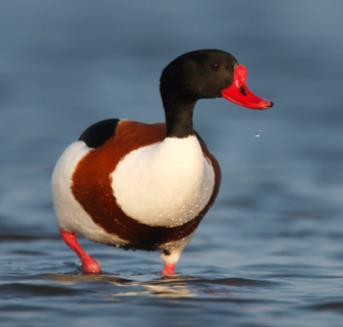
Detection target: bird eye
<box><xmin>211</xmin><ymin>63</ymin><xmax>220</xmax><ymax>71</ymax></box>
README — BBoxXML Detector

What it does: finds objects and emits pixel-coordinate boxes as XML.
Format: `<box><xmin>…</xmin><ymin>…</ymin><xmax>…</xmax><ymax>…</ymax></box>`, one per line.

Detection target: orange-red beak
<box><xmin>221</xmin><ymin>65</ymin><xmax>273</xmax><ymax>110</ymax></box>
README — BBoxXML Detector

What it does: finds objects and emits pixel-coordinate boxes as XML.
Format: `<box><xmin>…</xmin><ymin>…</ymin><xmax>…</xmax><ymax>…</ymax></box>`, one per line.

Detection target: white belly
<box><xmin>111</xmin><ymin>136</ymin><xmax>215</xmax><ymax>227</ymax></box>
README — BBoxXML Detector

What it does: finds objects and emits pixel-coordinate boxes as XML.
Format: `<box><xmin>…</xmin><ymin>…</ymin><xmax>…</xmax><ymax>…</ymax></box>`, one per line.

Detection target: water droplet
<box><xmin>255</xmin><ymin>129</ymin><xmax>263</xmax><ymax>138</ymax></box>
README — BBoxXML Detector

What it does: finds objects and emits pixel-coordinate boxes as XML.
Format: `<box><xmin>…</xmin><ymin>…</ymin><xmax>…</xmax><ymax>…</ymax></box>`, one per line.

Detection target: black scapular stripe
<box><xmin>79</xmin><ymin>119</ymin><xmax>120</xmax><ymax>148</ymax></box>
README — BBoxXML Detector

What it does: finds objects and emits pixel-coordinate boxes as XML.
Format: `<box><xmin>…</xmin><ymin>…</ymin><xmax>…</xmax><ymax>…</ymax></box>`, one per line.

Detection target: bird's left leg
<box><xmin>160</xmin><ymin>238</ymin><xmax>191</xmax><ymax>276</ymax></box>
<box><xmin>160</xmin><ymin>249</ymin><xmax>180</xmax><ymax>275</ymax></box>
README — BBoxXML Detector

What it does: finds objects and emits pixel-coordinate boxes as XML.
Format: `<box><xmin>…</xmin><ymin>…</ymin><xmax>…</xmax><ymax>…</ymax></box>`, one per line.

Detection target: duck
<box><xmin>52</xmin><ymin>49</ymin><xmax>273</xmax><ymax>275</ymax></box>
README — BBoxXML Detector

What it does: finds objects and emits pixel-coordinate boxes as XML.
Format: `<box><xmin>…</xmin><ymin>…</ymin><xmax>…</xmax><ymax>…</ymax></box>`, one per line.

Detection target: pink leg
<box><xmin>60</xmin><ymin>228</ymin><xmax>101</xmax><ymax>274</ymax></box>
<box><xmin>161</xmin><ymin>263</ymin><xmax>175</xmax><ymax>276</ymax></box>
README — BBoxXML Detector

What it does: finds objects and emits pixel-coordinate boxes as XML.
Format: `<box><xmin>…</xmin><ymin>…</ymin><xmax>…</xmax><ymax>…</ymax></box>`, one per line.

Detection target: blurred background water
<box><xmin>1</xmin><ymin>1</ymin><xmax>343</xmax><ymax>326</ymax></box>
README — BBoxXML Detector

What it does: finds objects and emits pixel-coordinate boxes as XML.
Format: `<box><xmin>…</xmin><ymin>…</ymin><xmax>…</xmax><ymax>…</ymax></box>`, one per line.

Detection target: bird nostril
<box><xmin>239</xmin><ymin>86</ymin><xmax>247</xmax><ymax>96</ymax></box>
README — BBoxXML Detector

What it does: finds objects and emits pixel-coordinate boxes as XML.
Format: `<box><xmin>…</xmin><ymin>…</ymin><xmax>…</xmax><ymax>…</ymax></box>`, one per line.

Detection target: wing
<box><xmin>79</xmin><ymin>118</ymin><xmax>120</xmax><ymax>148</ymax></box>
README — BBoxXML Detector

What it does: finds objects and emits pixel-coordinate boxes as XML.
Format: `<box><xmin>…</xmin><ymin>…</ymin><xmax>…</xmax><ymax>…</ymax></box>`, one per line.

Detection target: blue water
<box><xmin>1</xmin><ymin>1</ymin><xmax>343</xmax><ymax>326</ymax></box>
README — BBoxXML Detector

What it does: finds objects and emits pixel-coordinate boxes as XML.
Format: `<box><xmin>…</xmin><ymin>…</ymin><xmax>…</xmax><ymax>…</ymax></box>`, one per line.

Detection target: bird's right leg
<box><xmin>60</xmin><ymin>228</ymin><xmax>101</xmax><ymax>274</ymax></box>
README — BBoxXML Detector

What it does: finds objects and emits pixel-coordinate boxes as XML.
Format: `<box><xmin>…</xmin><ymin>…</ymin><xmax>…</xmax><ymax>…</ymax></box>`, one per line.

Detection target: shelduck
<box><xmin>52</xmin><ymin>49</ymin><xmax>273</xmax><ymax>275</ymax></box>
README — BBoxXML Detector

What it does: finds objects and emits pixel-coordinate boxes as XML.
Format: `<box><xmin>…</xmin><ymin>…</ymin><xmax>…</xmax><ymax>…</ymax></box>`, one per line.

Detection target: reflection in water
<box><xmin>117</xmin><ymin>284</ymin><xmax>194</xmax><ymax>298</ymax></box>
<box><xmin>45</xmin><ymin>273</ymin><xmax>194</xmax><ymax>298</ymax></box>
<box><xmin>44</xmin><ymin>273</ymin><xmax>132</xmax><ymax>285</ymax></box>
<box><xmin>44</xmin><ymin>273</ymin><xmax>276</xmax><ymax>299</ymax></box>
